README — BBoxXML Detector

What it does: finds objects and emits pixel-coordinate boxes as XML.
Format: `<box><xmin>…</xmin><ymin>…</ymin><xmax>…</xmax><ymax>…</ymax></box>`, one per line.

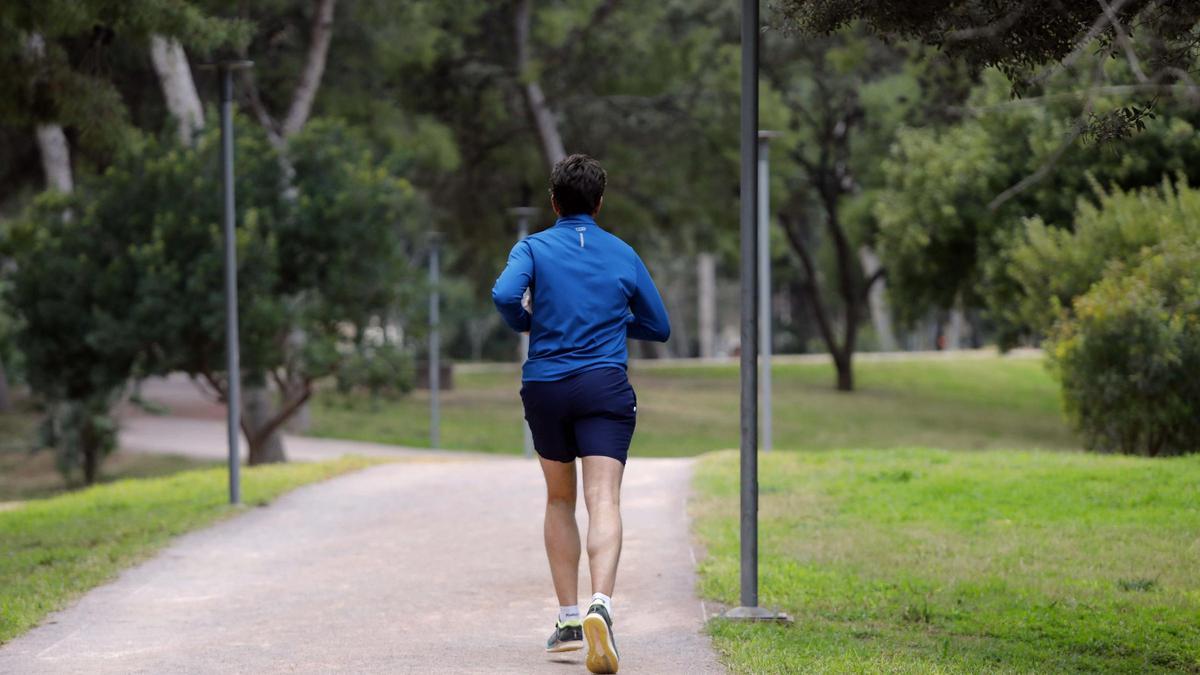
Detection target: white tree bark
<box><xmin>24</xmin><ymin>34</ymin><xmax>75</xmax><ymax>193</ymax></box>
<box><xmin>281</xmin><ymin>0</ymin><xmax>338</xmax><ymax>139</ymax></box>
<box><xmin>514</xmin><ymin>0</ymin><xmax>566</xmax><ymax>169</ymax></box>
<box><xmin>945</xmin><ymin>297</ymin><xmax>966</xmax><ymax>350</ymax></box>
<box><xmin>150</xmin><ymin>35</ymin><xmax>205</xmax><ymax>145</ymax></box>
<box><xmin>35</xmin><ymin>124</ymin><xmax>74</xmax><ymax>193</ymax></box>
<box><xmin>697</xmin><ymin>252</ymin><xmax>717</xmax><ymax>358</ymax></box>
<box><xmin>858</xmin><ymin>246</ymin><xmax>897</xmax><ymax>351</ymax></box>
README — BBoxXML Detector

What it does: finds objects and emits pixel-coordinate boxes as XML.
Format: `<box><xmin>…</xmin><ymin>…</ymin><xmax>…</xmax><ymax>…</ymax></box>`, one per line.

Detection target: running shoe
<box><xmin>546</xmin><ymin>619</ymin><xmax>583</xmax><ymax>653</ymax></box>
<box><xmin>583</xmin><ymin>603</ymin><xmax>619</xmax><ymax>673</ymax></box>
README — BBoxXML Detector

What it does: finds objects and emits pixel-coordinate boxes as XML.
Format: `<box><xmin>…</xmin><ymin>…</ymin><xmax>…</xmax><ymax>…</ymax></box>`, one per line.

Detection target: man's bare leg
<box><xmin>538</xmin><ymin>456</ymin><xmax>580</xmax><ymax>607</ymax></box>
<box><xmin>581</xmin><ymin>455</ymin><xmax>624</xmax><ymax>597</ymax></box>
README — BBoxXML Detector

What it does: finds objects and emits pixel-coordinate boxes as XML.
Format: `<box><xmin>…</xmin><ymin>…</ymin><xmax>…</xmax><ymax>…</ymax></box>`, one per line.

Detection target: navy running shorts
<box><xmin>520</xmin><ymin>366</ymin><xmax>637</xmax><ymax>465</ymax></box>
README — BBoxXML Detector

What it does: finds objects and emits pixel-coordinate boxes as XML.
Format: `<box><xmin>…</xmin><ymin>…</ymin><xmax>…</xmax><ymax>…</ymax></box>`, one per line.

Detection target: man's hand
<box><xmin>522</xmin><ymin>288</ymin><xmax>534</xmax><ymax>315</ymax></box>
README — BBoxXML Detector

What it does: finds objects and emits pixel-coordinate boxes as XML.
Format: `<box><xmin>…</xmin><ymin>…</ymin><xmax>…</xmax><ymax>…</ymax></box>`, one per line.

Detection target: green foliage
<box><xmin>0</xmin><ymin>1</ymin><xmax>248</xmax><ymax>142</ymax></box>
<box><xmin>1007</xmin><ymin>178</ymin><xmax>1200</xmax><ymax>336</ymax></box>
<box><xmin>37</xmin><ymin>397</ymin><xmax>119</xmax><ymax>485</ymax></box>
<box><xmin>875</xmin><ymin>63</ymin><xmax>1200</xmax><ymax>338</ymax></box>
<box><xmin>7</xmin><ymin>116</ymin><xmax>426</xmax><ymax>479</ymax></box>
<box><xmin>776</xmin><ymin>1</ymin><xmax>1200</xmax><ymax>90</ymax></box>
<box><xmin>1049</xmin><ymin>240</ymin><xmax>1200</xmax><ymax>456</ymax></box>
<box><xmin>335</xmin><ymin>343</ymin><xmax>414</xmax><ymax>401</ymax></box>
<box><xmin>285</xmin><ymin>119</ymin><xmax>426</xmax><ymax>330</ymax></box>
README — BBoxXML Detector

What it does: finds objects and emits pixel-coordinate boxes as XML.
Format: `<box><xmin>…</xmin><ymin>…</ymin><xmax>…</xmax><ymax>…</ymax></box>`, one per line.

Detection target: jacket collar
<box><xmin>554</xmin><ymin>213</ymin><xmax>597</xmax><ymax>228</ymax></box>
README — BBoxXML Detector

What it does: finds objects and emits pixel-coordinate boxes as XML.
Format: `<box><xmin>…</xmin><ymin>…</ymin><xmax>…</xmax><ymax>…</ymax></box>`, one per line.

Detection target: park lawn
<box><xmin>693</xmin><ymin>448</ymin><xmax>1200</xmax><ymax>673</ymax></box>
<box><xmin>0</xmin><ymin>456</ymin><xmax>381</xmax><ymax>644</ymax></box>
<box><xmin>0</xmin><ymin>405</ymin><xmax>217</xmax><ymax>502</ymax></box>
<box><xmin>309</xmin><ymin>354</ymin><xmax>1078</xmax><ymax>455</ymax></box>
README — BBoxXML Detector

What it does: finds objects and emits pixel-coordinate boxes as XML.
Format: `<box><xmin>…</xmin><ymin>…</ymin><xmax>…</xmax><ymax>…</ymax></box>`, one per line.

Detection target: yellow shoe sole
<box><xmin>583</xmin><ymin>613</ymin><xmax>619</xmax><ymax>674</ymax></box>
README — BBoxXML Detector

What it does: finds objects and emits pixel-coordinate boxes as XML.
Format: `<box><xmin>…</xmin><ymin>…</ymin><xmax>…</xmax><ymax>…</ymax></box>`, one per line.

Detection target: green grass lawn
<box><xmin>693</xmin><ymin>449</ymin><xmax>1200</xmax><ymax>673</ymax></box>
<box><xmin>310</xmin><ymin>355</ymin><xmax>1078</xmax><ymax>455</ymax></box>
<box><xmin>0</xmin><ymin>456</ymin><xmax>380</xmax><ymax>644</ymax></box>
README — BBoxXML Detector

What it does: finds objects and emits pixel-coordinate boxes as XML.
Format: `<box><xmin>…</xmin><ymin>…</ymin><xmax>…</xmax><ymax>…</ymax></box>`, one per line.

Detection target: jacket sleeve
<box><xmin>491</xmin><ymin>240</ymin><xmax>533</xmax><ymax>333</ymax></box>
<box><xmin>627</xmin><ymin>254</ymin><xmax>671</xmax><ymax>342</ymax></box>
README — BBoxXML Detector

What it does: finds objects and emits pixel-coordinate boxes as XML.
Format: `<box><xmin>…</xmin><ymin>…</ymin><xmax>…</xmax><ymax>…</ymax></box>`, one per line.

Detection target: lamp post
<box><xmin>428</xmin><ymin>232</ymin><xmax>441</xmax><ymax>449</ymax></box>
<box><xmin>758</xmin><ymin>130</ymin><xmax>781</xmax><ymax>453</ymax></box>
<box><xmin>201</xmin><ymin>59</ymin><xmax>253</xmax><ymax>505</ymax></box>
<box><xmin>722</xmin><ymin>2</ymin><xmax>790</xmax><ymax>623</ymax></box>
<box><xmin>509</xmin><ymin>206</ymin><xmax>539</xmax><ymax>459</ymax></box>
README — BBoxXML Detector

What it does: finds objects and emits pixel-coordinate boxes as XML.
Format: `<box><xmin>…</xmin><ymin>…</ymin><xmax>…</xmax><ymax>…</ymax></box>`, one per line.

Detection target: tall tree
<box><xmin>204</xmin><ymin>0</ymin><xmax>342</xmax><ymax>461</ymax></box>
<box><xmin>874</xmin><ymin>60</ymin><xmax>1200</xmax><ymax>346</ymax></box>
<box><xmin>760</xmin><ymin>26</ymin><xmax>920</xmax><ymax>389</ymax></box>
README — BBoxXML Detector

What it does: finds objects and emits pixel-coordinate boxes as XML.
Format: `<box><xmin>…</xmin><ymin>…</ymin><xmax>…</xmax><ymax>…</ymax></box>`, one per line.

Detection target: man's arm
<box><xmin>627</xmin><ymin>254</ymin><xmax>671</xmax><ymax>342</ymax></box>
<box><xmin>492</xmin><ymin>240</ymin><xmax>533</xmax><ymax>332</ymax></box>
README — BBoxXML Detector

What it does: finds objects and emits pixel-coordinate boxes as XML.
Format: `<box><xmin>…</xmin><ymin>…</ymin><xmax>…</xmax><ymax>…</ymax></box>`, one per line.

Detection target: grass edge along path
<box><xmin>692</xmin><ymin>448</ymin><xmax>1200</xmax><ymax>674</ymax></box>
<box><xmin>0</xmin><ymin>456</ymin><xmax>383</xmax><ymax>644</ymax></box>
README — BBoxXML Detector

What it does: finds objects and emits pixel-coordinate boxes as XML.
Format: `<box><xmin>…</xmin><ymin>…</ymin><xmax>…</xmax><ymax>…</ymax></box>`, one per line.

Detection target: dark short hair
<box><xmin>550</xmin><ymin>154</ymin><xmax>606</xmax><ymax>216</ymax></box>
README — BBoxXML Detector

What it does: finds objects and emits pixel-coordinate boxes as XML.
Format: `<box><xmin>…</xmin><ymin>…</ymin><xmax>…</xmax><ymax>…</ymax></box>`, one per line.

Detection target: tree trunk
<box><xmin>833</xmin><ymin>349</ymin><xmax>854</xmax><ymax>392</ymax></box>
<box><xmin>24</xmin><ymin>34</ymin><xmax>75</xmax><ymax>193</ymax></box>
<box><xmin>697</xmin><ymin>252</ymin><xmax>717</xmax><ymax>358</ymax></box>
<box><xmin>0</xmin><ymin>361</ymin><xmax>11</xmax><ymax>412</ymax></box>
<box><xmin>81</xmin><ymin>412</ymin><xmax>100</xmax><ymax>485</ymax></box>
<box><xmin>150</xmin><ymin>34</ymin><xmax>205</xmax><ymax>144</ymax></box>
<box><xmin>858</xmin><ymin>246</ymin><xmax>897</xmax><ymax>351</ymax></box>
<box><xmin>35</xmin><ymin>125</ymin><xmax>74</xmax><ymax>193</ymax></box>
<box><xmin>514</xmin><ymin>0</ymin><xmax>566</xmax><ymax>169</ymax></box>
<box><xmin>945</xmin><ymin>298</ymin><xmax>966</xmax><ymax>350</ymax></box>
<box><xmin>243</xmin><ymin>385</ymin><xmax>287</xmax><ymax>464</ymax></box>
<box><xmin>281</xmin><ymin>0</ymin><xmax>338</xmax><ymax>138</ymax></box>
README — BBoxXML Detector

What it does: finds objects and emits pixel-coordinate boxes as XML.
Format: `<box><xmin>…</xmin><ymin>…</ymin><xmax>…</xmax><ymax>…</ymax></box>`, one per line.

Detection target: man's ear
<box><xmin>593</xmin><ymin>195</ymin><xmax>604</xmax><ymax>217</ymax></box>
<box><xmin>550</xmin><ymin>194</ymin><xmax>562</xmax><ymax>217</ymax></box>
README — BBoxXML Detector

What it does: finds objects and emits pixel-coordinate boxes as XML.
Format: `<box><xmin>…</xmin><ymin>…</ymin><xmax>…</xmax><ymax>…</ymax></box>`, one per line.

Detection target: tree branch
<box><xmin>281</xmin><ymin>0</ymin><xmax>338</xmax><ymax>139</ymax></box>
<box><xmin>988</xmin><ymin>59</ymin><xmax>1106</xmax><ymax>211</ymax></box>
<box><xmin>238</xmin><ymin>69</ymin><xmax>283</xmax><ymax>147</ymax></box>
<box><xmin>247</xmin><ymin>383</ymin><xmax>312</xmax><ymax>449</ymax></box>
<box><xmin>862</xmin><ymin>267</ymin><xmax>886</xmax><ymax>302</ymax></box>
<box><xmin>780</xmin><ymin>213</ymin><xmax>840</xmax><ymax>357</ymax></box>
<box><xmin>514</xmin><ymin>0</ymin><xmax>567</xmax><ymax>169</ymax></box>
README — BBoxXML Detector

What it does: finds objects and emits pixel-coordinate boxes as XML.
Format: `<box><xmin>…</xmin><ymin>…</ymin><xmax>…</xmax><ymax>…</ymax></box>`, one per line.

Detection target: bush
<box><xmin>1006</xmin><ymin>177</ymin><xmax>1200</xmax><ymax>337</ymax></box>
<box><xmin>1049</xmin><ymin>242</ymin><xmax>1200</xmax><ymax>456</ymax></box>
<box><xmin>7</xmin><ymin>118</ymin><xmax>427</xmax><ymax>476</ymax></box>
<box><xmin>335</xmin><ymin>343</ymin><xmax>414</xmax><ymax>401</ymax></box>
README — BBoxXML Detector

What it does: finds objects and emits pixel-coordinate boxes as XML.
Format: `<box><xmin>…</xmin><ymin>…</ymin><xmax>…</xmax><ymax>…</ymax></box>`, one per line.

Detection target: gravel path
<box><xmin>0</xmin><ymin>447</ymin><xmax>724</xmax><ymax>673</ymax></box>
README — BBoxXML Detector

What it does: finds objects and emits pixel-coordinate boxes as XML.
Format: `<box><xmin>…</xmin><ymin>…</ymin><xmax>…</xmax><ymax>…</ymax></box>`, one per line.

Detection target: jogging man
<box><xmin>492</xmin><ymin>154</ymin><xmax>670</xmax><ymax>674</ymax></box>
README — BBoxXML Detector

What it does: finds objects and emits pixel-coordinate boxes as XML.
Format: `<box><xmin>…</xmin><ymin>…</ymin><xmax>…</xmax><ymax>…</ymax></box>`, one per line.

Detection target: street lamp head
<box><xmin>508</xmin><ymin>206</ymin><xmax>540</xmax><ymax>219</ymax></box>
<box><xmin>757</xmin><ymin>130</ymin><xmax>783</xmax><ymax>141</ymax></box>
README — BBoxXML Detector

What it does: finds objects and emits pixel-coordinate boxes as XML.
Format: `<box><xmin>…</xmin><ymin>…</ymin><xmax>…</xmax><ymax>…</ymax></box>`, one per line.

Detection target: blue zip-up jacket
<box><xmin>492</xmin><ymin>213</ymin><xmax>671</xmax><ymax>381</ymax></box>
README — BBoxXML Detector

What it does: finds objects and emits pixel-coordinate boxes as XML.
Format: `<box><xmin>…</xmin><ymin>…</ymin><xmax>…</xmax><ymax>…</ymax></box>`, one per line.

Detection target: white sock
<box><xmin>558</xmin><ymin>605</ymin><xmax>580</xmax><ymax>623</ymax></box>
<box><xmin>590</xmin><ymin>592</ymin><xmax>612</xmax><ymax>616</ymax></box>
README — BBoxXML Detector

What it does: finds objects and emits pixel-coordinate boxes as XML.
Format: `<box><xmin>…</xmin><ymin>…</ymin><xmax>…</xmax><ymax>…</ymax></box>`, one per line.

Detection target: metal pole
<box><xmin>722</xmin><ymin>4</ymin><xmax>789</xmax><ymax>624</ymax></box>
<box><xmin>219</xmin><ymin>66</ymin><xmax>241</xmax><ymax>505</ymax></box>
<box><xmin>429</xmin><ymin>234</ymin><xmax>440</xmax><ymax>449</ymax></box>
<box><xmin>758</xmin><ymin>131</ymin><xmax>779</xmax><ymax>453</ymax></box>
<box><xmin>510</xmin><ymin>207</ymin><xmax>537</xmax><ymax>459</ymax></box>
<box><xmin>738</xmin><ymin>0</ymin><xmax>760</xmax><ymax>610</ymax></box>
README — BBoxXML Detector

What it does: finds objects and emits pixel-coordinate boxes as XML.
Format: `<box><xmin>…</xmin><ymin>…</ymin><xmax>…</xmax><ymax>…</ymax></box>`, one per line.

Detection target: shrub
<box><xmin>7</xmin><ymin>118</ymin><xmax>427</xmax><ymax>477</ymax></box>
<box><xmin>1049</xmin><ymin>241</ymin><xmax>1200</xmax><ymax>456</ymax></box>
<box><xmin>1006</xmin><ymin>177</ymin><xmax>1200</xmax><ymax>337</ymax></box>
